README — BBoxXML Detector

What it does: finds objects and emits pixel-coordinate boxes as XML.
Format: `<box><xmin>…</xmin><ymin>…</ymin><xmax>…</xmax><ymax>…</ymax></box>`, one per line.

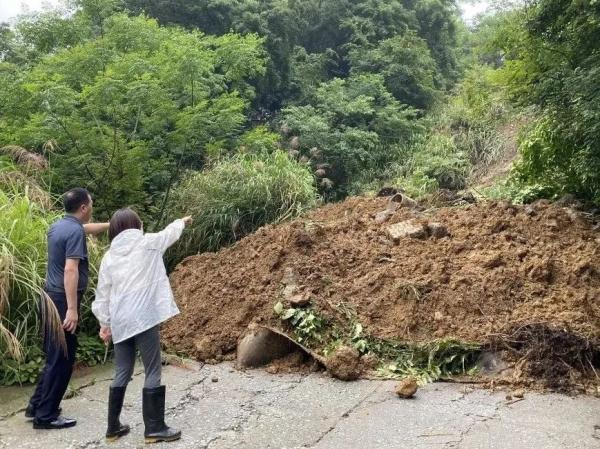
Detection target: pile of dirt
<box><xmin>162</xmin><ymin>196</ymin><xmax>600</xmax><ymax>387</ymax></box>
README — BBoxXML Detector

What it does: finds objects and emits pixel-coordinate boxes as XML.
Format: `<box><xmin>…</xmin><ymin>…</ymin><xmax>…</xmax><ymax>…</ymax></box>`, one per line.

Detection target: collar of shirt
<box><xmin>64</xmin><ymin>214</ymin><xmax>83</xmax><ymax>226</ymax></box>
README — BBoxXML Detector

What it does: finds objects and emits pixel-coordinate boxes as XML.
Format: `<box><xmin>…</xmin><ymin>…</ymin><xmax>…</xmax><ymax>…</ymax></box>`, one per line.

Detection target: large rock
<box><xmin>325</xmin><ymin>346</ymin><xmax>362</xmax><ymax>381</ymax></box>
<box><xmin>386</xmin><ymin>221</ymin><xmax>428</xmax><ymax>241</ymax></box>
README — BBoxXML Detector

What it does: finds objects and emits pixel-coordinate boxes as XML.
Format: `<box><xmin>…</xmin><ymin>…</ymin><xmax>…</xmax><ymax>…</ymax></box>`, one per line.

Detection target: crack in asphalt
<box><xmin>302</xmin><ymin>382</ymin><xmax>382</xmax><ymax>448</ymax></box>
<box><xmin>443</xmin><ymin>397</ymin><xmax>505</xmax><ymax>449</ymax></box>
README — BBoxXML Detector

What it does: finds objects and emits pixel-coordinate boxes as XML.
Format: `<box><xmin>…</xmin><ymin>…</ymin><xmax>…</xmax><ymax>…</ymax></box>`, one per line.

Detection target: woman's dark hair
<box><xmin>108</xmin><ymin>208</ymin><xmax>142</xmax><ymax>242</ymax></box>
<box><xmin>64</xmin><ymin>188</ymin><xmax>91</xmax><ymax>213</ymax></box>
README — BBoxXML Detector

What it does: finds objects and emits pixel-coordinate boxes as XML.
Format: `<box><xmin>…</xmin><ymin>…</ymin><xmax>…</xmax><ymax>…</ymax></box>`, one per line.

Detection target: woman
<box><xmin>92</xmin><ymin>208</ymin><xmax>192</xmax><ymax>443</ymax></box>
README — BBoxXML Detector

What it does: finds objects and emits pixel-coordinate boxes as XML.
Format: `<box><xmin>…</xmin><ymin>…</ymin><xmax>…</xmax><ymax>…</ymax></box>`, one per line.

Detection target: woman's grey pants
<box><xmin>111</xmin><ymin>325</ymin><xmax>161</xmax><ymax>389</ymax></box>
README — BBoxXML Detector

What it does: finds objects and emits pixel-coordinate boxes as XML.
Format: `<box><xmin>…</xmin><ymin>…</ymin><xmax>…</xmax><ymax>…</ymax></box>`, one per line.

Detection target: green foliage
<box><xmin>0</xmin><ymin>190</ymin><xmax>61</xmax><ymax>364</ymax></box>
<box><xmin>274</xmin><ymin>302</ymin><xmax>326</xmax><ymax>345</ymax></box>
<box><xmin>477</xmin><ymin>0</ymin><xmax>600</xmax><ymax>205</ymax></box>
<box><xmin>124</xmin><ymin>0</ymin><xmax>464</xmax><ymax>109</ymax></box>
<box><xmin>481</xmin><ymin>176</ymin><xmax>555</xmax><ymax>205</ymax></box>
<box><xmin>273</xmin><ymin>300</ymin><xmax>480</xmax><ymax>383</ymax></box>
<box><xmin>0</xmin><ymin>13</ymin><xmax>267</xmax><ymax>221</ymax></box>
<box><xmin>375</xmin><ymin>338</ymin><xmax>481</xmax><ymax>384</ymax></box>
<box><xmin>283</xmin><ymin>74</ymin><xmax>423</xmax><ymax>199</ymax></box>
<box><xmin>400</xmin><ymin>133</ymin><xmax>470</xmax><ymax>196</ymax></box>
<box><xmin>350</xmin><ymin>33</ymin><xmax>442</xmax><ymax>110</ymax></box>
<box><xmin>0</xmin><ymin>346</ymin><xmax>44</xmax><ymax>386</ymax></box>
<box><xmin>238</xmin><ymin>126</ymin><xmax>280</xmax><ymax>155</ymax></box>
<box><xmin>76</xmin><ymin>334</ymin><xmax>109</xmax><ymax>367</ymax></box>
<box><xmin>166</xmin><ymin>151</ymin><xmax>317</xmax><ymax>264</ymax></box>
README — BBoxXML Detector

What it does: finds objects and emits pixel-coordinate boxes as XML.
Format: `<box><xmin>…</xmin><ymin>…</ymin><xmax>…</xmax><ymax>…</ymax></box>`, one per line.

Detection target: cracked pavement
<box><xmin>0</xmin><ymin>362</ymin><xmax>598</xmax><ymax>449</ymax></box>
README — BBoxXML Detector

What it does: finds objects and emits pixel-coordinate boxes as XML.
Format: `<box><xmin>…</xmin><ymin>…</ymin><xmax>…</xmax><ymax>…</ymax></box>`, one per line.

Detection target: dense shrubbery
<box><xmin>282</xmin><ymin>74</ymin><xmax>424</xmax><ymax>199</ymax></box>
<box><xmin>165</xmin><ymin>151</ymin><xmax>317</xmax><ymax>265</ymax></box>
<box><xmin>474</xmin><ymin>0</ymin><xmax>600</xmax><ymax>205</ymax></box>
<box><xmin>0</xmin><ymin>11</ymin><xmax>267</xmax><ymax>221</ymax></box>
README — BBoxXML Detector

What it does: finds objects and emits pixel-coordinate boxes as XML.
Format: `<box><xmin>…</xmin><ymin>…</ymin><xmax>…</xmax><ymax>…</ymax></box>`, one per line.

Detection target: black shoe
<box><xmin>106</xmin><ymin>387</ymin><xmax>130</xmax><ymax>442</ymax></box>
<box><xmin>25</xmin><ymin>405</ymin><xmax>61</xmax><ymax>419</ymax></box>
<box><xmin>33</xmin><ymin>415</ymin><xmax>77</xmax><ymax>429</ymax></box>
<box><xmin>142</xmin><ymin>386</ymin><xmax>181</xmax><ymax>444</ymax></box>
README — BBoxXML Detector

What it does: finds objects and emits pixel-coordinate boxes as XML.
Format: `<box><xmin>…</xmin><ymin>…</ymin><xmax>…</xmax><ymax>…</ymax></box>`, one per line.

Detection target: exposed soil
<box><xmin>162</xmin><ymin>196</ymin><xmax>600</xmax><ymax>388</ymax></box>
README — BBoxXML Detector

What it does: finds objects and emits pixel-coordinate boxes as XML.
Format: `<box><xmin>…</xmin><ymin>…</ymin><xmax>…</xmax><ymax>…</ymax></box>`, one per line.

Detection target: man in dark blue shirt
<box><xmin>26</xmin><ymin>188</ymin><xmax>109</xmax><ymax>429</ymax></box>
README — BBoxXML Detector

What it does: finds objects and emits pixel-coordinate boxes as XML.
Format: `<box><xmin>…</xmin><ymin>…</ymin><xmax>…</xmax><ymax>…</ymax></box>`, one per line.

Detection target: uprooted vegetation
<box><xmin>163</xmin><ymin>194</ymin><xmax>600</xmax><ymax>392</ymax></box>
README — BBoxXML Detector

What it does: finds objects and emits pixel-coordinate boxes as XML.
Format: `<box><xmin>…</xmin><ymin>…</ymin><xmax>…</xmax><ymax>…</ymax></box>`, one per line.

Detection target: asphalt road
<box><xmin>0</xmin><ymin>362</ymin><xmax>598</xmax><ymax>449</ymax></box>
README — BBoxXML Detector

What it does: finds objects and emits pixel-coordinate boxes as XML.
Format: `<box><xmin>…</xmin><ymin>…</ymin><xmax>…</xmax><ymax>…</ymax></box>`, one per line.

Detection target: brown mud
<box><xmin>163</xmin><ymin>196</ymin><xmax>600</xmax><ymax>389</ymax></box>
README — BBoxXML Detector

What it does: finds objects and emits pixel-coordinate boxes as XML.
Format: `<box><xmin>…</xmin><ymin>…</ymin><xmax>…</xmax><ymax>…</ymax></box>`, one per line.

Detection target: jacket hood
<box><xmin>110</xmin><ymin>229</ymin><xmax>144</xmax><ymax>256</ymax></box>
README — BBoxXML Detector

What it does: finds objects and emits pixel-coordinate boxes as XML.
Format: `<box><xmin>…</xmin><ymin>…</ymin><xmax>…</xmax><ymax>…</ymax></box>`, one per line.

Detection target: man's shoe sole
<box><xmin>106</xmin><ymin>426</ymin><xmax>130</xmax><ymax>442</ymax></box>
<box><xmin>144</xmin><ymin>434</ymin><xmax>181</xmax><ymax>444</ymax></box>
<box><xmin>33</xmin><ymin>421</ymin><xmax>76</xmax><ymax>429</ymax></box>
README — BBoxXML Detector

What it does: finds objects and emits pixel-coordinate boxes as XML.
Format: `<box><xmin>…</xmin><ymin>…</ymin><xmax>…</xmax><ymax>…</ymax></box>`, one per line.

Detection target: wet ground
<box><xmin>0</xmin><ymin>361</ymin><xmax>599</xmax><ymax>449</ymax></box>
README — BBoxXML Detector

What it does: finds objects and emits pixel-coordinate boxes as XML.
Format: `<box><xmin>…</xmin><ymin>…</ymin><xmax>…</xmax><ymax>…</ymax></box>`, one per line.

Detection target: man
<box><xmin>26</xmin><ymin>188</ymin><xmax>109</xmax><ymax>429</ymax></box>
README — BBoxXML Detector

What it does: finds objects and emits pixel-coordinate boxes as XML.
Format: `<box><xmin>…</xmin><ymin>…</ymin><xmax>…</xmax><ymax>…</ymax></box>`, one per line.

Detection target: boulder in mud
<box><xmin>386</xmin><ymin>221</ymin><xmax>428</xmax><ymax>241</ymax></box>
<box><xmin>325</xmin><ymin>346</ymin><xmax>362</xmax><ymax>381</ymax></box>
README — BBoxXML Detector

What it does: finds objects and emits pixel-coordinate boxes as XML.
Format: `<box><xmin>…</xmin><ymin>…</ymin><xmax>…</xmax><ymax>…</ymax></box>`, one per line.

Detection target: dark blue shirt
<box><xmin>45</xmin><ymin>215</ymin><xmax>89</xmax><ymax>293</ymax></box>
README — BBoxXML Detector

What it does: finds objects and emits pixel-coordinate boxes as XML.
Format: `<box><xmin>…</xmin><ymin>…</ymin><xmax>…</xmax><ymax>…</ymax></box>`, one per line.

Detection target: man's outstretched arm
<box><xmin>83</xmin><ymin>223</ymin><xmax>109</xmax><ymax>236</ymax></box>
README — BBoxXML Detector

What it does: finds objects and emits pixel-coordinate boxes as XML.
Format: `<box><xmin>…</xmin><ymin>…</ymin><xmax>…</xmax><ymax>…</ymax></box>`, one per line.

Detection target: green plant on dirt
<box><xmin>274</xmin><ymin>299</ymin><xmax>481</xmax><ymax>383</ymax></box>
<box><xmin>374</xmin><ymin>338</ymin><xmax>481</xmax><ymax>384</ymax></box>
<box><xmin>166</xmin><ymin>151</ymin><xmax>317</xmax><ymax>266</ymax></box>
<box><xmin>472</xmin><ymin>1</ymin><xmax>600</xmax><ymax>205</ymax></box>
<box><xmin>274</xmin><ymin>302</ymin><xmax>326</xmax><ymax>346</ymax></box>
<box><xmin>0</xmin><ymin>346</ymin><xmax>44</xmax><ymax>385</ymax></box>
<box><xmin>480</xmin><ymin>176</ymin><xmax>556</xmax><ymax>205</ymax></box>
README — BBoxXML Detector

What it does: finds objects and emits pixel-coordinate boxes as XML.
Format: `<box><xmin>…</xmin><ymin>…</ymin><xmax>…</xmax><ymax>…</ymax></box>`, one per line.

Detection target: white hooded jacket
<box><xmin>91</xmin><ymin>219</ymin><xmax>184</xmax><ymax>344</ymax></box>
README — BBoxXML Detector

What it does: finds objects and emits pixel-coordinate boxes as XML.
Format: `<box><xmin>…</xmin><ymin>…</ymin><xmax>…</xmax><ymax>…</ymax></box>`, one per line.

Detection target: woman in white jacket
<box><xmin>92</xmin><ymin>208</ymin><xmax>192</xmax><ymax>444</ymax></box>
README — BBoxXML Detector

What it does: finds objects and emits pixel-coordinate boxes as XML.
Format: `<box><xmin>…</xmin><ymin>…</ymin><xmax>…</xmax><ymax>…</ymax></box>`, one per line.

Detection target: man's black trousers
<box><xmin>29</xmin><ymin>291</ymin><xmax>82</xmax><ymax>423</ymax></box>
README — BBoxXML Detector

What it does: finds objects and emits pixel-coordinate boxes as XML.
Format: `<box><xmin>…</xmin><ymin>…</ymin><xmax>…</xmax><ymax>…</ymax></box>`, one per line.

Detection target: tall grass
<box><xmin>0</xmin><ymin>189</ymin><xmax>62</xmax><ymax>380</ymax></box>
<box><xmin>166</xmin><ymin>151</ymin><xmax>317</xmax><ymax>266</ymax></box>
<box><xmin>0</xmin><ymin>186</ymin><xmax>103</xmax><ymax>385</ymax></box>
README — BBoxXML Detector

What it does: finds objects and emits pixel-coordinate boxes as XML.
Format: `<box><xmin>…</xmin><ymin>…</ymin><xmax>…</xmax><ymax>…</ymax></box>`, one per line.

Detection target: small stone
<box><xmin>375</xmin><ymin>210</ymin><xmax>394</xmax><ymax>224</ymax></box>
<box><xmin>512</xmin><ymin>389</ymin><xmax>525</xmax><ymax>399</ymax></box>
<box><xmin>289</xmin><ymin>293</ymin><xmax>311</xmax><ymax>307</ymax></box>
<box><xmin>434</xmin><ymin>311</ymin><xmax>444</xmax><ymax>321</ymax></box>
<box><xmin>482</xmin><ymin>254</ymin><xmax>505</xmax><ymax>269</ymax></box>
<box><xmin>395</xmin><ymin>377</ymin><xmax>418</xmax><ymax>399</ymax></box>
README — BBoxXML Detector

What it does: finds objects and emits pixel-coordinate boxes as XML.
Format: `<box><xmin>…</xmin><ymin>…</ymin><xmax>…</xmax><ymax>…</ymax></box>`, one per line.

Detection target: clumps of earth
<box><xmin>162</xmin><ymin>193</ymin><xmax>600</xmax><ymax>392</ymax></box>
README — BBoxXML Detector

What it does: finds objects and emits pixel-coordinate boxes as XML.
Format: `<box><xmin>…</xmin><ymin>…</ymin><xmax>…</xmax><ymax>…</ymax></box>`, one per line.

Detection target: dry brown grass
<box><xmin>0</xmin><ymin>146</ymin><xmax>49</xmax><ymax>171</ymax></box>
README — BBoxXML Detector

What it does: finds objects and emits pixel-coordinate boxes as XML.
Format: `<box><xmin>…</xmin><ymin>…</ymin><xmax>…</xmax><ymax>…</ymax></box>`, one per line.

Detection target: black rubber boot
<box><xmin>105</xmin><ymin>387</ymin><xmax>130</xmax><ymax>442</ymax></box>
<box><xmin>142</xmin><ymin>386</ymin><xmax>181</xmax><ymax>444</ymax></box>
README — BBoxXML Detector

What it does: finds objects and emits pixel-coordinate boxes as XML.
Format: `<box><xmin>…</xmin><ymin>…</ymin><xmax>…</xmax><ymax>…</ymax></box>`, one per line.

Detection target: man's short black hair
<box><xmin>63</xmin><ymin>188</ymin><xmax>91</xmax><ymax>213</ymax></box>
